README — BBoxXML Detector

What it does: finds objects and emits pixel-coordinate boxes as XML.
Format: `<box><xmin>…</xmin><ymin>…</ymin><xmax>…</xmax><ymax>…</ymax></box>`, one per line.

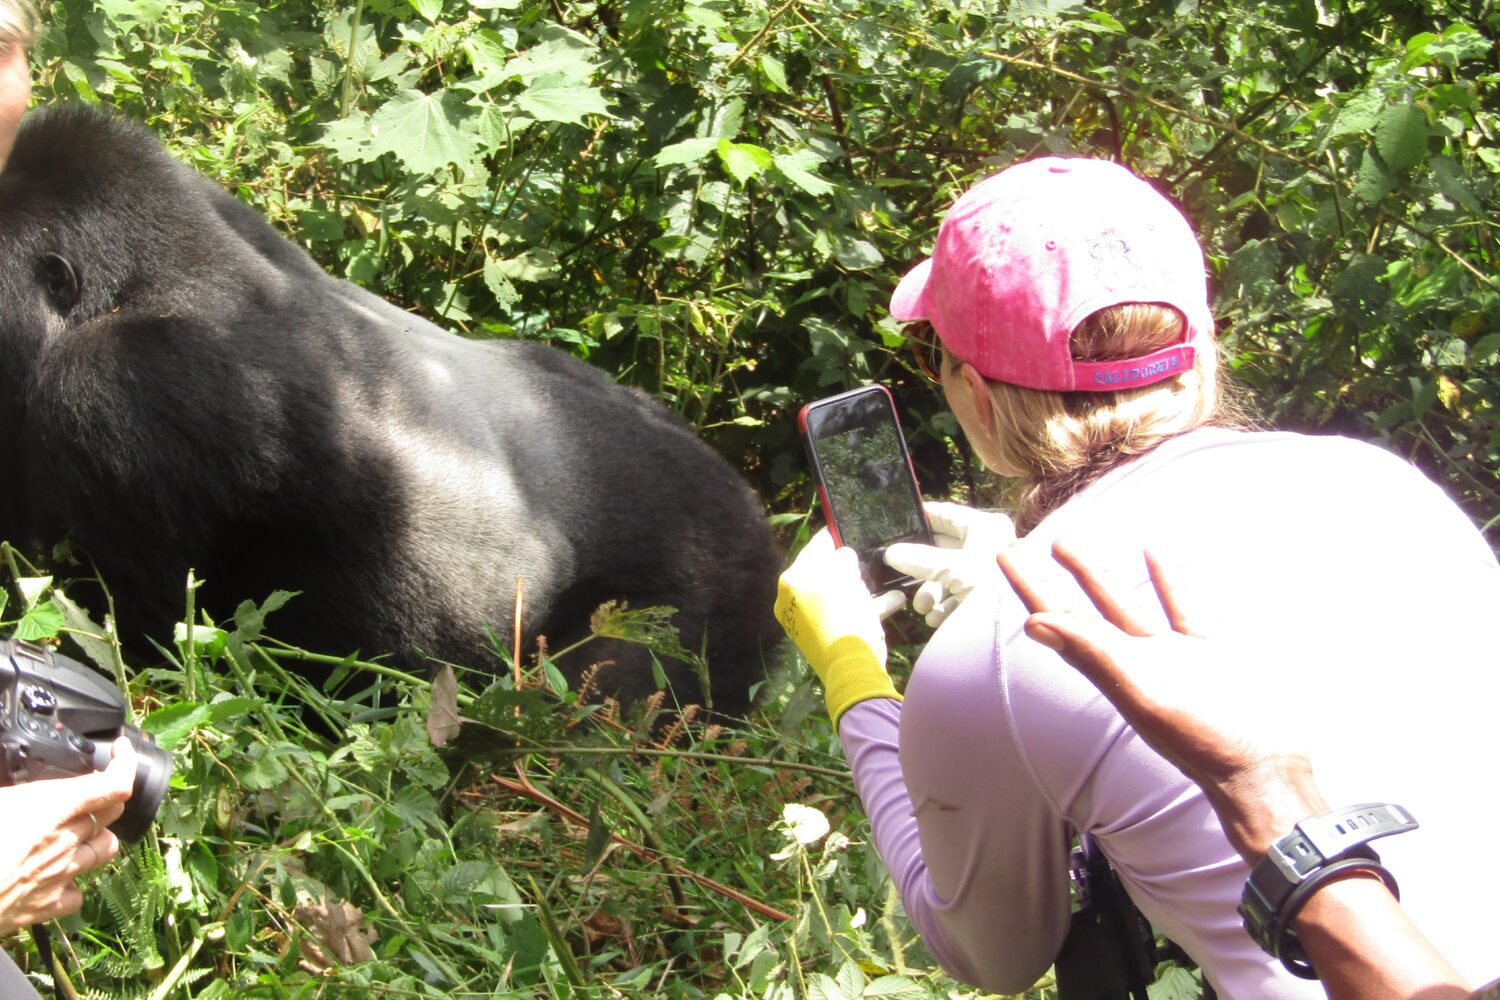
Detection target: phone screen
<box><xmin>800</xmin><ymin>385</ymin><xmax>931</xmax><ymax>590</ymax></box>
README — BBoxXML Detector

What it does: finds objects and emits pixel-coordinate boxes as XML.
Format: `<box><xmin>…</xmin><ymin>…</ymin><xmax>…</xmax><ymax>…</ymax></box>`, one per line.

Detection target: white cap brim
<box><xmin>889</xmin><ymin>257</ymin><xmax>933</xmax><ymax>321</ymax></box>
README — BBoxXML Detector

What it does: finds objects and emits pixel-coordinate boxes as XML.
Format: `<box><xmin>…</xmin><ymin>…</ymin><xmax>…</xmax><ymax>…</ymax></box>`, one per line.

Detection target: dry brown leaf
<box><xmin>293</xmin><ymin>898</ymin><xmax>378</xmax><ymax>970</ymax></box>
<box><xmin>426</xmin><ymin>663</ymin><xmax>462</xmax><ymax>747</ymax></box>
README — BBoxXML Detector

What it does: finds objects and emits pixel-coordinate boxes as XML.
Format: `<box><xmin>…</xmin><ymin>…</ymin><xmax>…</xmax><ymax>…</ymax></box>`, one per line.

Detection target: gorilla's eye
<box><xmin>39</xmin><ymin>253</ymin><xmax>81</xmax><ymax>316</ymax></box>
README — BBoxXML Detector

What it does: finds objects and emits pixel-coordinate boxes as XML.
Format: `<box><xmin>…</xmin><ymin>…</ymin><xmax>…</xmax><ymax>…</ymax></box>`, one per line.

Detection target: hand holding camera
<box><xmin>0</xmin><ymin>737</ymin><xmax>137</xmax><ymax>935</ymax></box>
<box><xmin>0</xmin><ymin>639</ymin><xmax>173</xmax><ymax>935</ymax></box>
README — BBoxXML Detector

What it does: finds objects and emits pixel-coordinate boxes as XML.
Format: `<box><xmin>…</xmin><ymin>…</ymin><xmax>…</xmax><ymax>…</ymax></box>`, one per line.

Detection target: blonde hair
<box><xmin>0</xmin><ymin>0</ymin><xmax>37</xmax><ymax>47</ymax></box>
<box><xmin>974</xmin><ymin>303</ymin><xmax>1248</xmax><ymax>532</ymax></box>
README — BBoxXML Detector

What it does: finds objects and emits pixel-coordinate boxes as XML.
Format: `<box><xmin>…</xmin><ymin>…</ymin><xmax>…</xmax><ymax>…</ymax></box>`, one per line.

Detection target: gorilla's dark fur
<box><xmin>0</xmin><ymin>105</ymin><xmax>781</xmax><ymax>714</ymax></box>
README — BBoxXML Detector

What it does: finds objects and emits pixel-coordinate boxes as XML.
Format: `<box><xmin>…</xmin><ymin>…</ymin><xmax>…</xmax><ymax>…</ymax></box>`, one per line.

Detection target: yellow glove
<box><xmin>775</xmin><ymin>529</ymin><xmax>903</xmax><ymax>726</ymax></box>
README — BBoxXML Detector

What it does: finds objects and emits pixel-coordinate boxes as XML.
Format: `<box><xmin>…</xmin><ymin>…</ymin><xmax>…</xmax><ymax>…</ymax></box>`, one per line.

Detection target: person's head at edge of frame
<box><xmin>0</xmin><ymin>0</ymin><xmax>36</xmax><ymax>172</ymax></box>
<box><xmin>891</xmin><ymin>157</ymin><xmax>1245</xmax><ymax>533</ymax></box>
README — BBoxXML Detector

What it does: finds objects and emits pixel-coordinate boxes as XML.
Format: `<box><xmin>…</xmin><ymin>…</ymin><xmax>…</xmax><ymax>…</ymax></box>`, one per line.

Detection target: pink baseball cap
<box><xmin>890</xmin><ymin>157</ymin><xmax>1213</xmax><ymax>392</ymax></box>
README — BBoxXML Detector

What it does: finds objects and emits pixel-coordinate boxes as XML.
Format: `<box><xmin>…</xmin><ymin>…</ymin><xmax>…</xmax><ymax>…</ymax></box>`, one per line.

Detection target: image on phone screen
<box><xmin>801</xmin><ymin>386</ymin><xmax>930</xmax><ymax>589</ymax></box>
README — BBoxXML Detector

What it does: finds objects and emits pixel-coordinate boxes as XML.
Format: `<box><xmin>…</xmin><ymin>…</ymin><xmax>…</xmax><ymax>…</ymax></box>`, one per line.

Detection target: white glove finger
<box><xmin>924</xmin><ymin>595</ymin><xmax>963</xmax><ymax>629</ymax></box>
<box><xmin>911</xmin><ymin>578</ymin><xmax>946</xmax><ymax>616</ymax></box>
<box><xmin>884</xmin><ymin>542</ymin><xmax>961</xmax><ymax>583</ymax></box>
<box><xmin>873</xmin><ymin>590</ymin><xmax>907</xmax><ymax>621</ymax></box>
<box><xmin>923</xmin><ymin>502</ymin><xmax>983</xmax><ymax>543</ymax></box>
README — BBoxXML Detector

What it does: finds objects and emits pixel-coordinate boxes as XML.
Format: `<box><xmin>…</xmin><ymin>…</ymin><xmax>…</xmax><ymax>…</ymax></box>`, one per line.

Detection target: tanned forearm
<box><xmin>1292</xmin><ymin>875</ymin><xmax>1469</xmax><ymax>1000</ymax></box>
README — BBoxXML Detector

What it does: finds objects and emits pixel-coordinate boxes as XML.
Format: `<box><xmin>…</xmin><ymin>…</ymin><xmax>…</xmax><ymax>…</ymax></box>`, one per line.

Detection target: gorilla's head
<box><xmin>0</xmin><ymin>106</ymin><xmax>228</xmax><ymax>347</ymax></box>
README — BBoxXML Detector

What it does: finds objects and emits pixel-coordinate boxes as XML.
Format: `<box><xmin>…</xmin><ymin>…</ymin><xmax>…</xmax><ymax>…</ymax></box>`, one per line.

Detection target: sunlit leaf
<box><xmin>718</xmin><ymin>140</ymin><xmax>773</xmax><ymax>185</ymax></box>
<box><xmin>368</xmin><ymin>90</ymin><xmax>480</xmax><ymax>173</ymax></box>
<box><xmin>654</xmin><ymin>137</ymin><xmax>718</xmax><ymax>168</ymax></box>
<box><xmin>774</xmin><ymin>149</ymin><xmax>836</xmax><ymax>196</ymax></box>
<box><xmin>515</xmin><ymin>79</ymin><xmax>611</xmax><ymax>125</ymax></box>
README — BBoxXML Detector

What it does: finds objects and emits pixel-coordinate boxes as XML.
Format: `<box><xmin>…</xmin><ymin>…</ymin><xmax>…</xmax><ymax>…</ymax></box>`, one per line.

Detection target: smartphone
<box><xmin>799</xmin><ymin>385</ymin><xmax>933</xmax><ymax>591</ymax></box>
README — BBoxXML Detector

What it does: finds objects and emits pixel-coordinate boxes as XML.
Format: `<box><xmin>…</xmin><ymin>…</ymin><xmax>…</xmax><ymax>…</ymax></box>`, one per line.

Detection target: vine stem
<box><xmin>491</xmin><ymin>770</ymin><xmax>792</xmax><ymax>922</ymax></box>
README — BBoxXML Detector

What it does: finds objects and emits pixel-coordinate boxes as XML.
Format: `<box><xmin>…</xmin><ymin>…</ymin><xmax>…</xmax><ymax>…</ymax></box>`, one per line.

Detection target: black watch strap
<box><xmin>1239</xmin><ymin>803</ymin><xmax>1418</xmax><ymax>977</ymax></box>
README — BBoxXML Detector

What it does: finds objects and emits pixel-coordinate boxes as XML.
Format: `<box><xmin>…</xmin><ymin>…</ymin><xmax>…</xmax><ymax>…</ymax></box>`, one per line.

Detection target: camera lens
<box><xmin>90</xmin><ymin>728</ymin><xmax>173</xmax><ymax>843</ymax></box>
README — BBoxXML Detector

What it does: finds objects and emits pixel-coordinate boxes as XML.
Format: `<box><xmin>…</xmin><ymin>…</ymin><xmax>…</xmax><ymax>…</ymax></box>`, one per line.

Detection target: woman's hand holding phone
<box><xmin>776</xmin><ymin>529</ymin><xmax>906</xmax><ymax>726</ymax></box>
<box><xmin>884</xmin><ymin>502</ymin><xmax>1017</xmax><ymax>627</ymax></box>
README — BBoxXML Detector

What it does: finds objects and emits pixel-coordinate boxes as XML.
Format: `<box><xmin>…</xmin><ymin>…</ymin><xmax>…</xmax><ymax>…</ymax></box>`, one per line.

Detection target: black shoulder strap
<box><xmin>1053</xmin><ymin>836</ymin><xmax>1156</xmax><ymax>1000</ymax></box>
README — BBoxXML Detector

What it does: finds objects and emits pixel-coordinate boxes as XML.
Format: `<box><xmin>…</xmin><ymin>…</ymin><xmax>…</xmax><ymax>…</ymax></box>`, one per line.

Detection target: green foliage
<box><xmin>1</xmin><ymin>566</ymin><xmax>1011</xmax><ymax>999</ymax></box>
<box><xmin>9</xmin><ymin>0</ymin><xmax>1499</xmax><ymax>996</ymax></box>
<box><xmin>29</xmin><ymin>0</ymin><xmax>1497</xmax><ymax>539</ymax></box>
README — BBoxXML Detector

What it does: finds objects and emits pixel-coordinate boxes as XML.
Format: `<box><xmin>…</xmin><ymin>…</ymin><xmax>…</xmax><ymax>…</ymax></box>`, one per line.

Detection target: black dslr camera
<box><xmin>0</xmin><ymin>640</ymin><xmax>172</xmax><ymax>842</ymax></box>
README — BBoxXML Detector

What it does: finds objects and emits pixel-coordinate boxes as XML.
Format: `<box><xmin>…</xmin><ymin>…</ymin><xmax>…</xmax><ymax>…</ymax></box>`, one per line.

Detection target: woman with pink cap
<box><xmin>775</xmin><ymin>158</ymin><xmax>1500</xmax><ymax>998</ymax></box>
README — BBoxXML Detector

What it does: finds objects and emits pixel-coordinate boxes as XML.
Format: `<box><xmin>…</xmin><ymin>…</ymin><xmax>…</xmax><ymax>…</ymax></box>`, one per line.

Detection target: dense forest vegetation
<box><xmin>4</xmin><ymin>0</ymin><xmax>1495</xmax><ymax>997</ymax></box>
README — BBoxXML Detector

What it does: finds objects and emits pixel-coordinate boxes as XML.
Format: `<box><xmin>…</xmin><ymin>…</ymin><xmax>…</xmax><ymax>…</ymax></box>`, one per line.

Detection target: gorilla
<box><xmin>0</xmin><ymin>105</ymin><xmax>781</xmax><ymax>715</ymax></box>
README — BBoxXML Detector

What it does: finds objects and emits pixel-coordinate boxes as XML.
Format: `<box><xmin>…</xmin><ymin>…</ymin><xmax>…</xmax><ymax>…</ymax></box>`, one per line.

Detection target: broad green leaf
<box><xmin>492</xmin><ymin>248</ymin><xmax>560</xmax><ymax>283</ymax></box>
<box><xmin>1430</xmin><ymin>339</ymin><xmax>1466</xmax><ymax>368</ymax></box>
<box><xmin>1354</xmin><ymin>148</ymin><xmax>1396</xmax><ymax>204</ymax></box>
<box><xmin>144</xmin><ymin>703</ymin><xmax>212</xmax><ymax>750</ymax></box>
<box><xmin>16</xmin><ymin>575</ymin><xmax>52</xmax><ymax>610</ymax></box>
<box><xmin>233</xmin><ymin>590</ymin><xmax>299</xmax><ymax>642</ymax></box>
<box><xmin>174</xmin><ymin>620</ymin><xmax>228</xmax><ymax>653</ymax></box>
<box><xmin>1148</xmin><ymin>965</ymin><xmax>1201</xmax><ymax>1000</ymax></box>
<box><xmin>1427</xmin><ymin>24</ymin><xmax>1492</xmax><ymax>66</ymax></box>
<box><xmin>654</xmin><ymin>137</ymin><xmax>718</xmax><ymax>168</ymax></box>
<box><xmin>774</xmin><ymin>149</ymin><xmax>836</xmax><ymax>196</ymax></box>
<box><xmin>14</xmin><ymin>600</ymin><xmax>64</xmax><ymax>641</ymax></box>
<box><xmin>710</xmin><ymin>98</ymin><xmax>745</xmax><ymax>140</ymax></box>
<box><xmin>502</xmin><ymin>27</ymin><xmax>596</xmax><ymax>84</ymax></box>
<box><xmin>1328</xmin><ymin>254</ymin><xmax>1388</xmax><ymax>307</ymax></box>
<box><xmin>463</xmin><ymin>29</ymin><xmax>515</xmax><ymax>91</ymax></box>
<box><xmin>833</xmin><ymin>959</ymin><xmax>865</xmax><ymax>997</ymax></box>
<box><xmin>717</xmin><ymin>140</ymin><xmax>773</xmax><ymax>185</ymax></box>
<box><xmin>407</xmin><ymin>0</ymin><xmax>443</xmax><ymax>22</ymax></box>
<box><xmin>1429</xmin><ymin>156</ymin><xmax>1481</xmax><ymax>213</ymax></box>
<box><xmin>515</xmin><ymin>79</ymin><xmax>611</xmax><ymax>124</ymax></box>
<box><xmin>483</xmin><ymin>258</ymin><xmax>521</xmax><ymax>311</ymax></box>
<box><xmin>834</xmin><ymin>237</ymin><xmax>883</xmax><ymax>271</ymax></box>
<box><xmin>368</xmin><ymin>90</ymin><xmax>480</xmax><ymax>173</ymax></box>
<box><xmin>144</xmin><ymin>697</ymin><xmax>258</xmax><ymax>750</ymax></box>
<box><xmin>96</xmin><ymin>0</ymin><xmax>167</xmax><ymax>23</ymax></box>
<box><xmin>760</xmin><ymin>53</ymin><xmax>788</xmax><ymax>92</ymax></box>
<box><xmin>864</xmin><ymin>976</ymin><xmax>928</xmax><ymax>999</ymax></box>
<box><xmin>1469</xmin><ymin>333</ymin><xmax>1500</xmax><ymax>365</ymax></box>
<box><xmin>1327</xmin><ymin>89</ymin><xmax>1383</xmax><ymax>143</ymax></box>
<box><xmin>682</xmin><ymin>3</ymin><xmax>727</xmax><ymax>30</ymax></box>
<box><xmin>1375</xmin><ymin>103</ymin><xmax>1428</xmax><ymax>172</ymax></box>
<box><xmin>1411</xmin><ymin>378</ymin><xmax>1439</xmax><ymax>418</ymax></box>
<box><xmin>320</xmin><ymin>115</ymin><xmax>379</xmax><ymax>164</ymax></box>
<box><xmin>240</xmin><ymin>746</ymin><xmax>290</xmax><ymax>791</ymax></box>
<box><xmin>805</xmin><ymin>973</ymin><xmax>849</xmax><ymax>1000</ymax></box>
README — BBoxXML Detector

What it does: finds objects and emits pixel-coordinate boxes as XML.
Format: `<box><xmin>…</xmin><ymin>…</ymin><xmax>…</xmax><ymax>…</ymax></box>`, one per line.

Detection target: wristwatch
<box><xmin>1239</xmin><ymin>802</ymin><xmax>1418</xmax><ymax>978</ymax></box>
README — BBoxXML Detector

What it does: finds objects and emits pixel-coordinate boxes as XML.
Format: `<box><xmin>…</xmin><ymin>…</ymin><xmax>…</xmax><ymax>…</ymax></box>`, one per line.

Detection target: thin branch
<box><xmin>491</xmin><ymin>771</ymin><xmax>793</xmax><ymax>922</ymax></box>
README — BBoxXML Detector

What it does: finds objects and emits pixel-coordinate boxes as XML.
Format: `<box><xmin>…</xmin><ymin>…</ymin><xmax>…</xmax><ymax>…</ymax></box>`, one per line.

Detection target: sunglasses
<box><xmin>906</xmin><ymin>322</ymin><xmax>945</xmax><ymax>383</ymax></box>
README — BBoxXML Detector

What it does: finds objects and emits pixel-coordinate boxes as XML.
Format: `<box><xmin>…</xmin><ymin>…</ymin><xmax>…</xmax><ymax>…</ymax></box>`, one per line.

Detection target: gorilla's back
<box><xmin>0</xmin><ymin>105</ymin><xmax>782</xmax><ymax>715</ymax></box>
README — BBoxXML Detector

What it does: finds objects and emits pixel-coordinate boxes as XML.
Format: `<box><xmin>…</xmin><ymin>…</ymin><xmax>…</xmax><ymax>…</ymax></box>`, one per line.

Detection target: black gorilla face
<box><xmin>0</xmin><ymin>105</ymin><xmax>782</xmax><ymax>715</ymax></box>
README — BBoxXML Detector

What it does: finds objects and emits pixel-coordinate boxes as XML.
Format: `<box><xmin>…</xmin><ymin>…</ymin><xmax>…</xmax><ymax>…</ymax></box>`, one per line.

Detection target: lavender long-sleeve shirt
<box><xmin>839</xmin><ymin>428</ymin><xmax>1500</xmax><ymax>999</ymax></box>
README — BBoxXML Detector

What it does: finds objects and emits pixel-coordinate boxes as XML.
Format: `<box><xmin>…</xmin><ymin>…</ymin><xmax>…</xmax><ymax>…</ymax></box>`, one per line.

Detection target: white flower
<box><xmin>770</xmin><ymin>803</ymin><xmax>831</xmax><ymax>860</ymax></box>
<box><xmin>782</xmin><ymin>803</ymin><xmax>830</xmax><ymax>845</ymax></box>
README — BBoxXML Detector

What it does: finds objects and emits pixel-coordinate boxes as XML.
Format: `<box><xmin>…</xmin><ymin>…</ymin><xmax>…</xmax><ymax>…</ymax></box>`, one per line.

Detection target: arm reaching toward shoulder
<box><xmin>997</xmin><ymin>542</ymin><xmax>1473</xmax><ymax>1000</ymax></box>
